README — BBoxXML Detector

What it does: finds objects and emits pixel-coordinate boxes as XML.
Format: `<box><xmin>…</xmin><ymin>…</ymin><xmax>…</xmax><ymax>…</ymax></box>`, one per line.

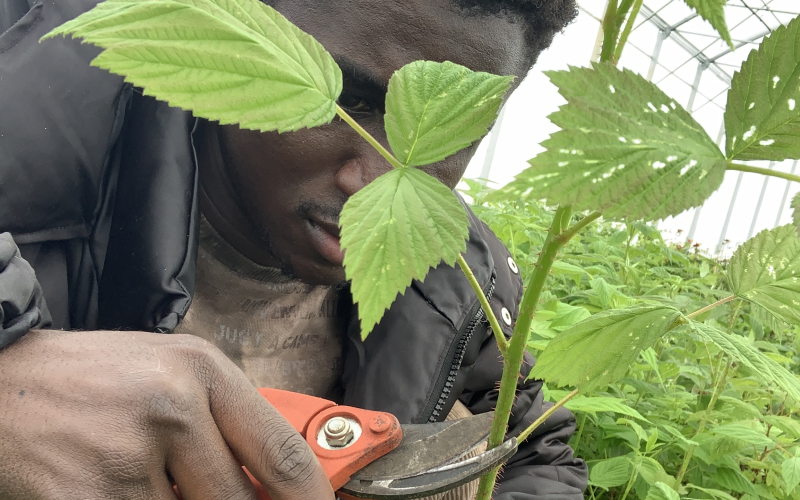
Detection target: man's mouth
<box><xmin>307</xmin><ymin>218</ymin><xmax>345</xmax><ymax>266</ymax></box>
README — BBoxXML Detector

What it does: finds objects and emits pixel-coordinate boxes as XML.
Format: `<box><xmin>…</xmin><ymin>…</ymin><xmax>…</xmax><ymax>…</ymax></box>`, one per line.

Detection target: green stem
<box><xmin>685</xmin><ymin>295</ymin><xmax>736</xmax><ymax>320</ymax></box>
<box><xmin>336</xmin><ymin>106</ymin><xmax>405</xmax><ymax>170</ymax></box>
<box><xmin>614</xmin><ymin>0</ymin><xmax>635</xmax><ymax>30</ymax></box>
<box><xmin>613</xmin><ymin>0</ymin><xmax>644</xmax><ymax>63</ymax></box>
<box><xmin>573</xmin><ymin>412</ymin><xmax>588</xmax><ymax>452</ymax></box>
<box><xmin>728</xmin><ymin>162</ymin><xmax>800</xmax><ymax>184</ymax></box>
<box><xmin>457</xmin><ymin>254</ymin><xmax>509</xmax><ymax>356</ymax></box>
<box><xmin>518</xmin><ymin>389</ymin><xmax>580</xmax><ymax>442</ymax></box>
<box><xmin>600</xmin><ymin>0</ymin><xmax>619</xmax><ymax>63</ymax></box>
<box><xmin>475</xmin><ymin>206</ymin><xmax>573</xmax><ymax>500</ymax></box>
<box><xmin>619</xmin><ymin>456</ymin><xmax>640</xmax><ymax>500</ymax></box>
<box><xmin>676</xmin><ymin>358</ymin><xmax>731</xmax><ymax>484</ymax></box>
<box><xmin>557</xmin><ymin>212</ymin><xmax>602</xmax><ymax>244</ymax></box>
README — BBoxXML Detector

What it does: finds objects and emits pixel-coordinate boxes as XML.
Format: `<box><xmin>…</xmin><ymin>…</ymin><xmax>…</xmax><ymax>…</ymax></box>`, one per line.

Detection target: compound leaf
<box><xmin>682</xmin><ymin>0</ymin><xmax>734</xmax><ymax>50</ymax></box>
<box><xmin>529</xmin><ymin>304</ymin><xmax>682</xmax><ymax>393</ymax></box>
<box><xmin>714</xmin><ymin>467</ymin><xmax>758</xmax><ymax>497</ymax></box>
<box><xmin>728</xmin><ymin>225</ymin><xmax>800</xmax><ymax>326</ymax></box>
<box><xmin>793</xmin><ymin>191</ymin><xmax>800</xmax><ymax>236</ymax></box>
<box><xmin>726</xmin><ymin>15</ymin><xmax>800</xmax><ymax>161</ymax></box>
<box><xmin>690</xmin><ymin>321</ymin><xmax>800</xmax><ymax>401</ymax></box>
<box><xmin>590</xmin><ymin>456</ymin><xmax>632</xmax><ymax>489</ymax></box>
<box><xmin>784</xmin><ymin>456</ymin><xmax>800</xmax><ymax>494</ymax></box>
<box><xmin>44</xmin><ymin>0</ymin><xmax>342</xmax><ymax>132</ymax></box>
<box><xmin>564</xmin><ymin>395</ymin><xmax>649</xmax><ymax>422</ymax></box>
<box><xmin>710</xmin><ymin>424</ymin><xmax>773</xmax><ymax>447</ymax></box>
<box><xmin>385</xmin><ymin>60</ymin><xmax>513</xmax><ymax>167</ymax></box>
<box><xmin>340</xmin><ymin>167</ymin><xmax>468</xmax><ymax>339</ymax></box>
<box><xmin>645</xmin><ymin>482</ymin><xmax>680</xmax><ymax>500</ymax></box>
<box><xmin>493</xmin><ymin>63</ymin><xmax>726</xmax><ymax>221</ymax></box>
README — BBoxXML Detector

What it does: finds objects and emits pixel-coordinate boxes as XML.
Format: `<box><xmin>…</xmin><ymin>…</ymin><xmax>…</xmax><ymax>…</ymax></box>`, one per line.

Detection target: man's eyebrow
<box><xmin>333</xmin><ymin>55</ymin><xmax>389</xmax><ymax>93</ymax></box>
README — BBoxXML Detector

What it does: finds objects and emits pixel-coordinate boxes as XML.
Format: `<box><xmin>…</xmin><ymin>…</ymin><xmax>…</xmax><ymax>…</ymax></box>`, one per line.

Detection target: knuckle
<box><xmin>263</xmin><ymin>432</ymin><xmax>317</xmax><ymax>486</ymax></box>
<box><xmin>166</xmin><ymin>334</ymin><xmax>229</xmax><ymax>381</ymax></box>
<box><xmin>139</xmin><ymin>376</ymin><xmax>199</xmax><ymax>427</ymax></box>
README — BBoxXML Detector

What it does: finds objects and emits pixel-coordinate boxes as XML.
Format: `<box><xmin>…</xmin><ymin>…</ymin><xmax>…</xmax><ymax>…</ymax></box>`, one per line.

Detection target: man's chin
<box><xmin>293</xmin><ymin>262</ymin><xmax>348</xmax><ymax>287</ymax></box>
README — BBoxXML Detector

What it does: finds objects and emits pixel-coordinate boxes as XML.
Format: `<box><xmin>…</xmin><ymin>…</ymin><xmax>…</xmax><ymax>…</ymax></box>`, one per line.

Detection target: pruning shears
<box><xmin>248</xmin><ymin>388</ymin><xmax>518</xmax><ymax>500</ymax></box>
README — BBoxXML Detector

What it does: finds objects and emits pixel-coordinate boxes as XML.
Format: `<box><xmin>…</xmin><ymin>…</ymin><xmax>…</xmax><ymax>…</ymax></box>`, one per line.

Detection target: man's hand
<box><xmin>0</xmin><ymin>330</ymin><xmax>336</xmax><ymax>500</ymax></box>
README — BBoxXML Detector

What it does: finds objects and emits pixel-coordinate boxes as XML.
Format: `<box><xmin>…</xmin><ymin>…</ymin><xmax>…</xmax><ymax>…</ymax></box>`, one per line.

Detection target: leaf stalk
<box><xmin>457</xmin><ymin>254</ymin><xmax>509</xmax><ymax>356</ymax></box>
<box><xmin>556</xmin><ymin>211</ymin><xmax>602</xmax><ymax>244</ymax></box>
<box><xmin>613</xmin><ymin>0</ymin><xmax>644</xmax><ymax>63</ymax></box>
<box><xmin>518</xmin><ymin>388</ymin><xmax>580</xmax><ymax>442</ymax></box>
<box><xmin>675</xmin><ymin>358</ymin><xmax>731</xmax><ymax>484</ymax></box>
<box><xmin>336</xmin><ymin>106</ymin><xmax>405</xmax><ymax>170</ymax></box>
<box><xmin>685</xmin><ymin>295</ymin><xmax>736</xmax><ymax>320</ymax></box>
<box><xmin>727</xmin><ymin>162</ymin><xmax>800</xmax><ymax>184</ymax></box>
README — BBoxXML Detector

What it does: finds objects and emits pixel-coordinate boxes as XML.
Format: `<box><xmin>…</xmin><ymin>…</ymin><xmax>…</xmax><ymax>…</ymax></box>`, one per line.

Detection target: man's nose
<box><xmin>335</xmin><ymin>142</ymin><xmax>396</xmax><ymax>197</ymax></box>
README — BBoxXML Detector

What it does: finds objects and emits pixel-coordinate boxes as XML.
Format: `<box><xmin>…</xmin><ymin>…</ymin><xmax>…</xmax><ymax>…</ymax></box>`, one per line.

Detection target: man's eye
<box><xmin>338</xmin><ymin>91</ymin><xmax>373</xmax><ymax>113</ymax></box>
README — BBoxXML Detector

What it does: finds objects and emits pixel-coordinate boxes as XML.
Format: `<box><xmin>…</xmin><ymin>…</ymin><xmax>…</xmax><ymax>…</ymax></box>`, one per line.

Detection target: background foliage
<box><xmin>463</xmin><ymin>181</ymin><xmax>800</xmax><ymax>500</ymax></box>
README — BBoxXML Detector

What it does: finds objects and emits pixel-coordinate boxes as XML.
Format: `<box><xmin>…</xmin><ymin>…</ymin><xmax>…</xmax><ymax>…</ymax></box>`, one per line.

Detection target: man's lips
<box><xmin>307</xmin><ymin>218</ymin><xmax>345</xmax><ymax>266</ymax></box>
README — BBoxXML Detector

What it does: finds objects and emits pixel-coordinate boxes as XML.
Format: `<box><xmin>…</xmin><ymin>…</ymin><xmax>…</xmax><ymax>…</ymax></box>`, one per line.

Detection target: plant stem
<box><xmin>600</xmin><ymin>0</ymin><xmax>619</xmax><ymax>63</ymax></box>
<box><xmin>335</xmin><ymin>106</ymin><xmax>405</xmax><ymax>170</ymax></box>
<box><xmin>675</xmin><ymin>358</ymin><xmax>731</xmax><ymax>484</ymax></box>
<box><xmin>613</xmin><ymin>0</ymin><xmax>644</xmax><ymax>63</ymax></box>
<box><xmin>457</xmin><ymin>254</ymin><xmax>509</xmax><ymax>356</ymax></box>
<box><xmin>685</xmin><ymin>295</ymin><xmax>736</xmax><ymax>320</ymax></box>
<box><xmin>619</xmin><ymin>456</ymin><xmax>640</xmax><ymax>500</ymax></box>
<box><xmin>475</xmin><ymin>206</ymin><xmax>574</xmax><ymax>500</ymax></box>
<box><xmin>573</xmin><ymin>412</ymin><xmax>588</xmax><ymax>452</ymax></box>
<box><xmin>518</xmin><ymin>389</ymin><xmax>580</xmax><ymax>442</ymax></box>
<box><xmin>557</xmin><ymin>212</ymin><xmax>602</xmax><ymax>244</ymax></box>
<box><xmin>727</xmin><ymin>162</ymin><xmax>800</xmax><ymax>184</ymax></box>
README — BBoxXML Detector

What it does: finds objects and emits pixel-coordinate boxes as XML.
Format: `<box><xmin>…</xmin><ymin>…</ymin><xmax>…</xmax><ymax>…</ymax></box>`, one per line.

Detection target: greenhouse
<box><xmin>468</xmin><ymin>0</ymin><xmax>800</xmax><ymax>256</ymax></box>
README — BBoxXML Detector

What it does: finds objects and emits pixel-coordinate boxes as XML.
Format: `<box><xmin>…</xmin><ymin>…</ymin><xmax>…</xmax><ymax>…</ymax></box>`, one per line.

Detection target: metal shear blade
<box><xmin>340</xmin><ymin>412</ymin><xmax>518</xmax><ymax>499</ymax></box>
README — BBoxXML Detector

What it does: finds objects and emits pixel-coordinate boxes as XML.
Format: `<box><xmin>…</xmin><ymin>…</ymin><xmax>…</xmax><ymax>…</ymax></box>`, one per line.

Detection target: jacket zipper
<box><xmin>425</xmin><ymin>275</ymin><xmax>496</xmax><ymax>423</ymax></box>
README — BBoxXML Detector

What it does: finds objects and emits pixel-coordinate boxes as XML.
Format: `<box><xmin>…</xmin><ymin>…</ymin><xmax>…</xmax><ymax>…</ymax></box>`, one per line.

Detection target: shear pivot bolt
<box><xmin>324</xmin><ymin>417</ymin><xmax>354</xmax><ymax>447</ymax></box>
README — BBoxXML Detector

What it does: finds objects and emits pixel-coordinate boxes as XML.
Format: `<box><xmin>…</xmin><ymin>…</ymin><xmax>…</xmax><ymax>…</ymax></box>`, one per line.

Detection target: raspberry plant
<box><xmin>44</xmin><ymin>0</ymin><xmax>800</xmax><ymax>497</ymax></box>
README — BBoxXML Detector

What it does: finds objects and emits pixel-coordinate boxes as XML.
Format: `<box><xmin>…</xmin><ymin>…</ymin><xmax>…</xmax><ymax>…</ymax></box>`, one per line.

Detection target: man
<box><xmin>0</xmin><ymin>0</ymin><xmax>588</xmax><ymax>498</ymax></box>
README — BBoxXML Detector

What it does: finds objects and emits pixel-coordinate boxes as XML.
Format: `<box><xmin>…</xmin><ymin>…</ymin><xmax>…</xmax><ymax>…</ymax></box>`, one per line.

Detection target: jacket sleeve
<box><xmin>0</xmin><ymin>233</ymin><xmax>51</xmax><ymax>350</ymax></box>
<box><xmin>458</xmin><ymin>219</ymin><xmax>588</xmax><ymax>499</ymax></box>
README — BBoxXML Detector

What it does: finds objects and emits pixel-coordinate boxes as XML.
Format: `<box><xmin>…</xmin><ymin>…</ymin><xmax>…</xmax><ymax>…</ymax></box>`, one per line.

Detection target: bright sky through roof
<box><xmin>464</xmin><ymin>0</ymin><xmax>800</xmax><ymax>257</ymax></box>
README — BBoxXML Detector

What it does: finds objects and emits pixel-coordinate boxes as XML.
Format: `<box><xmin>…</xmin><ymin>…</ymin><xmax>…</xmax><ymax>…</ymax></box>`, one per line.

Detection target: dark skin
<box><xmin>199</xmin><ymin>0</ymin><xmax>529</xmax><ymax>285</ymax></box>
<box><xmin>0</xmin><ymin>1</ymin><xmax>529</xmax><ymax>499</ymax></box>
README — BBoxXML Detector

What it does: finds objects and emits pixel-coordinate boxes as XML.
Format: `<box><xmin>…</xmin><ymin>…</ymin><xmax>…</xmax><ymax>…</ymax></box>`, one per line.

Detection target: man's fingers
<box><xmin>167</xmin><ymin>413</ymin><xmax>258</xmax><ymax>500</ymax></box>
<box><xmin>200</xmin><ymin>351</ymin><xmax>334</xmax><ymax>500</ymax></box>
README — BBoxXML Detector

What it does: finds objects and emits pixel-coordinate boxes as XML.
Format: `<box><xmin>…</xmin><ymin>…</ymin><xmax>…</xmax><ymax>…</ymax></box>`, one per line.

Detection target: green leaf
<box><xmin>44</xmin><ymin>0</ymin><xmax>342</xmax><ymax>132</ymax></box>
<box><xmin>550</xmin><ymin>302</ymin><xmax>592</xmax><ymax>331</ymax></box>
<box><xmin>564</xmin><ymin>395</ymin><xmax>649</xmax><ymax>422</ymax></box>
<box><xmin>762</xmin><ymin>415</ymin><xmax>800</xmax><ymax>439</ymax></box>
<box><xmin>681</xmin><ymin>0</ymin><xmax>734</xmax><ymax>50</ymax></box>
<box><xmin>340</xmin><ymin>167</ymin><xmax>468</xmax><ymax>338</ymax></box>
<box><xmin>710</xmin><ymin>424</ymin><xmax>773</xmax><ymax>447</ymax></box>
<box><xmin>690</xmin><ymin>321</ymin><xmax>800</xmax><ymax>401</ymax></box>
<box><xmin>590</xmin><ymin>456</ymin><xmax>632</xmax><ymax>489</ymax></box>
<box><xmin>792</xmin><ymin>192</ymin><xmax>800</xmax><ymax>236</ymax></box>
<box><xmin>529</xmin><ymin>304</ymin><xmax>682</xmax><ymax>392</ymax></box>
<box><xmin>645</xmin><ymin>481</ymin><xmax>680</xmax><ymax>500</ymax></box>
<box><xmin>714</xmin><ymin>467</ymin><xmax>758</xmax><ymax>497</ymax></box>
<box><xmin>727</xmin><ymin>225</ymin><xmax>800</xmax><ymax>326</ymax></box>
<box><xmin>782</xmin><ymin>456</ymin><xmax>800</xmax><ymax>494</ymax></box>
<box><xmin>384</xmin><ymin>60</ymin><xmax>513</xmax><ymax>167</ymax></box>
<box><xmin>492</xmin><ymin>63</ymin><xmax>726</xmax><ymax>221</ymax></box>
<box><xmin>686</xmin><ymin>484</ymin><xmax>737</xmax><ymax>500</ymax></box>
<box><xmin>725</xmin><ymin>15</ymin><xmax>800</xmax><ymax>161</ymax></box>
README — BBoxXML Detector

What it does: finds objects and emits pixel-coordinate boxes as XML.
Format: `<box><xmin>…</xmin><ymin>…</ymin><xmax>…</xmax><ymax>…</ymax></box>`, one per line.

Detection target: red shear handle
<box><xmin>247</xmin><ymin>389</ymin><xmax>402</xmax><ymax>499</ymax></box>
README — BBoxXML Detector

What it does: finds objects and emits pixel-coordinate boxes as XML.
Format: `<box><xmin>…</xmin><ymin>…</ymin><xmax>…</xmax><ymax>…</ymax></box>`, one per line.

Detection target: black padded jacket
<box><xmin>0</xmin><ymin>0</ymin><xmax>588</xmax><ymax>497</ymax></box>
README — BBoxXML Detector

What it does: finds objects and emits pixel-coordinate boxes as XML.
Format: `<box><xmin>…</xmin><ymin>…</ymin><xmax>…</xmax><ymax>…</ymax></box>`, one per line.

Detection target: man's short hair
<box><xmin>453</xmin><ymin>0</ymin><xmax>578</xmax><ymax>68</ymax></box>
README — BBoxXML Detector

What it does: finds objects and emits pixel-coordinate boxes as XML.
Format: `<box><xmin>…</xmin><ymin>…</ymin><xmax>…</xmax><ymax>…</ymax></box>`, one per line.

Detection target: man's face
<box><xmin>204</xmin><ymin>0</ymin><xmax>528</xmax><ymax>285</ymax></box>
